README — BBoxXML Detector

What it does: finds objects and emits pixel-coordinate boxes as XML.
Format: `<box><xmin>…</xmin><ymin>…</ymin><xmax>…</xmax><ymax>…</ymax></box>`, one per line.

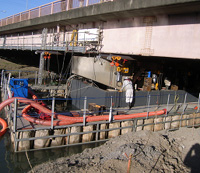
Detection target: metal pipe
<box><xmin>13</xmin><ymin>98</ymin><xmax>18</xmax><ymax>133</ymax></box>
<box><xmin>166</xmin><ymin>94</ymin><xmax>170</xmax><ymax>116</ymax></box>
<box><xmin>109</xmin><ymin>96</ymin><xmax>113</xmax><ymax>122</ymax></box>
<box><xmin>182</xmin><ymin>93</ymin><xmax>187</xmax><ymax>115</ymax></box>
<box><xmin>19</xmin><ymin>71</ymin><xmax>21</xmax><ymax>79</ymax></box>
<box><xmin>38</xmin><ymin>52</ymin><xmax>45</xmax><ymax>85</ymax></box>
<box><xmin>163</xmin><ymin>93</ymin><xmax>170</xmax><ymax>130</ymax></box>
<box><xmin>67</xmin><ymin>127</ymin><xmax>70</xmax><ymax>145</ymax></box>
<box><xmin>4</xmin><ymin>78</ymin><xmax>7</xmax><ymax>100</ymax></box>
<box><xmin>179</xmin><ymin>93</ymin><xmax>187</xmax><ymax>127</ymax></box>
<box><xmin>31</xmin><ymin>32</ymin><xmax>33</xmax><ymax>51</ymax></box>
<box><xmin>51</xmin><ymin>97</ymin><xmax>55</xmax><ymax>129</ymax></box>
<box><xmin>35</xmin><ymin>71</ymin><xmax>37</xmax><ymax>85</ymax></box>
<box><xmin>197</xmin><ymin>93</ymin><xmax>200</xmax><ymax>113</ymax></box>
<box><xmin>14</xmin><ymin>133</ymin><xmax>18</xmax><ymax>152</ymax></box>
<box><xmin>1</xmin><ymin>70</ymin><xmax>4</xmax><ymax>88</ymax></box>
<box><xmin>83</xmin><ymin>96</ymin><xmax>87</xmax><ymax>126</ymax></box>
<box><xmin>146</xmin><ymin>94</ymin><xmax>151</xmax><ymax>119</ymax></box>
<box><xmin>96</xmin><ymin>123</ymin><xmax>99</xmax><ymax>141</ymax></box>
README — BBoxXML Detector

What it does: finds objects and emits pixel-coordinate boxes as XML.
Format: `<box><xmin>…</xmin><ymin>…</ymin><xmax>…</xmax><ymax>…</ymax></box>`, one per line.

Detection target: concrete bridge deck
<box><xmin>1</xmin><ymin>0</ymin><xmax>200</xmax><ymax>34</ymax></box>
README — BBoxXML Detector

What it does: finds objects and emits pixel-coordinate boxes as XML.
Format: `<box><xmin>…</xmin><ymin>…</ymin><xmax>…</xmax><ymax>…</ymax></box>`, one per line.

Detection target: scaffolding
<box><xmin>0</xmin><ymin>28</ymin><xmax>102</xmax><ymax>54</ymax></box>
<box><xmin>1</xmin><ymin>70</ymin><xmax>200</xmax><ymax>152</ymax></box>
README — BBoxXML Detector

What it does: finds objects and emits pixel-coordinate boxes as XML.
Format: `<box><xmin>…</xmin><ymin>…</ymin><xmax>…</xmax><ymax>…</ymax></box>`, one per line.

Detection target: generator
<box><xmin>9</xmin><ymin>78</ymin><xmax>28</xmax><ymax>98</ymax></box>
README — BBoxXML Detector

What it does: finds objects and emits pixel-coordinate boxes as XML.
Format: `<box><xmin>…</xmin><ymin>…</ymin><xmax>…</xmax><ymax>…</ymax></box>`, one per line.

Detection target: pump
<box><xmin>10</xmin><ymin>78</ymin><xmax>28</xmax><ymax>98</ymax></box>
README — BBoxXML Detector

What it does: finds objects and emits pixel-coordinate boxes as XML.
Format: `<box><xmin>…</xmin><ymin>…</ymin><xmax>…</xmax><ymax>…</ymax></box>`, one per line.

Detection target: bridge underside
<box><xmin>1</xmin><ymin>0</ymin><xmax>200</xmax><ymax>93</ymax></box>
<box><xmin>1</xmin><ymin>13</ymin><xmax>200</xmax><ymax>59</ymax></box>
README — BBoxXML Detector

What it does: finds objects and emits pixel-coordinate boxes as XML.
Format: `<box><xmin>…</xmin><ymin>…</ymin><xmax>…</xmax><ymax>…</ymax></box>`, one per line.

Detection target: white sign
<box><xmin>78</xmin><ymin>29</ymin><xmax>99</xmax><ymax>42</ymax></box>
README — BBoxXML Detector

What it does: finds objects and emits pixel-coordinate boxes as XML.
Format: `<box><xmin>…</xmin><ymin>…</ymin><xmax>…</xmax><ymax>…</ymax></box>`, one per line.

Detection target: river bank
<box><xmin>30</xmin><ymin>127</ymin><xmax>200</xmax><ymax>173</ymax></box>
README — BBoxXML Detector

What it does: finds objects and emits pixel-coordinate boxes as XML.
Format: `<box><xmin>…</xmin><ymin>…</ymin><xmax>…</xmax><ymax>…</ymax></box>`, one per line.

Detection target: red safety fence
<box><xmin>0</xmin><ymin>0</ymin><xmax>115</xmax><ymax>27</ymax></box>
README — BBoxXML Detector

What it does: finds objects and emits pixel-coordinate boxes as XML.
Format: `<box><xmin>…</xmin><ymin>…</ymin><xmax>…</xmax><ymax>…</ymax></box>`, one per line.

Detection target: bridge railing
<box><xmin>0</xmin><ymin>0</ymin><xmax>114</xmax><ymax>27</ymax></box>
<box><xmin>0</xmin><ymin>28</ymin><xmax>101</xmax><ymax>53</ymax></box>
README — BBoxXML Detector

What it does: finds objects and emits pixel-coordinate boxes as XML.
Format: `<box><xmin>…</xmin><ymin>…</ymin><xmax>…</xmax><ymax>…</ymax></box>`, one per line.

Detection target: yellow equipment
<box><xmin>112</xmin><ymin>56</ymin><xmax>121</xmax><ymax>61</ymax></box>
<box><xmin>70</xmin><ymin>30</ymin><xmax>78</xmax><ymax>46</ymax></box>
<box><xmin>117</xmin><ymin>67</ymin><xmax>129</xmax><ymax>73</ymax></box>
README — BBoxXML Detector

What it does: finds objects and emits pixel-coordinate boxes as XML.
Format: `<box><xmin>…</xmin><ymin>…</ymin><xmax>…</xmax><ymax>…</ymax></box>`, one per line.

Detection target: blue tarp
<box><xmin>10</xmin><ymin>78</ymin><xmax>28</xmax><ymax>98</ymax></box>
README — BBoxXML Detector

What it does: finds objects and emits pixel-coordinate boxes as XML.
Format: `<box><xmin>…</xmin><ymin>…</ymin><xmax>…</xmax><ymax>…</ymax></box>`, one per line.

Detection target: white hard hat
<box><xmin>124</xmin><ymin>76</ymin><xmax>129</xmax><ymax>80</ymax></box>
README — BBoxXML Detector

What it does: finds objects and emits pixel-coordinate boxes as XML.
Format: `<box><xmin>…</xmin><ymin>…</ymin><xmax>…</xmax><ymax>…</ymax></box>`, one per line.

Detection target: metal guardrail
<box><xmin>0</xmin><ymin>29</ymin><xmax>101</xmax><ymax>53</ymax></box>
<box><xmin>0</xmin><ymin>0</ymin><xmax>114</xmax><ymax>27</ymax></box>
<box><xmin>1</xmin><ymin>69</ymin><xmax>200</xmax><ymax>152</ymax></box>
<box><xmin>9</xmin><ymin>100</ymin><xmax>200</xmax><ymax>152</ymax></box>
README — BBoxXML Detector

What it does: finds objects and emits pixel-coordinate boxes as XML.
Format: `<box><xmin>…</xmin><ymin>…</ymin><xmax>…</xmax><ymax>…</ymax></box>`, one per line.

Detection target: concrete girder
<box><xmin>1</xmin><ymin>0</ymin><xmax>200</xmax><ymax>35</ymax></box>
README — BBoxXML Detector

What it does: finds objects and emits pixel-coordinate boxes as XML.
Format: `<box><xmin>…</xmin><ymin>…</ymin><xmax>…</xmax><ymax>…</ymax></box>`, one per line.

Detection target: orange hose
<box><xmin>0</xmin><ymin>97</ymin><xmax>166</xmax><ymax>126</ymax></box>
<box><xmin>0</xmin><ymin>118</ymin><xmax>7</xmax><ymax>137</ymax></box>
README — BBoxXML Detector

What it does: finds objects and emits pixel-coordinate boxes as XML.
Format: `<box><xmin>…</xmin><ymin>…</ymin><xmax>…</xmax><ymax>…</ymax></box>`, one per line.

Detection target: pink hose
<box><xmin>0</xmin><ymin>97</ymin><xmax>166</xmax><ymax>126</ymax></box>
<box><xmin>0</xmin><ymin>118</ymin><xmax>7</xmax><ymax>137</ymax></box>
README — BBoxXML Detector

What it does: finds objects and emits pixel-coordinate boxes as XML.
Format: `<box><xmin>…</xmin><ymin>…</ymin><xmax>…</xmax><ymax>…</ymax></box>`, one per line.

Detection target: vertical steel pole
<box><xmin>1</xmin><ymin>70</ymin><xmax>4</xmax><ymax>88</ymax></box>
<box><xmin>31</xmin><ymin>32</ymin><xmax>33</xmax><ymax>51</ymax></box>
<box><xmin>51</xmin><ymin>2</ymin><xmax>54</xmax><ymax>14</ymax></box>
<box><xmin>39</xmin><ymin>7</ymin><xmax>41</xmax><ymax>17</ymax></box>
<box><xmin>35</xmin><ymin>71</ymin><xmax>37</xmax><ymax>85</ymax></box>
<box><xmin>166</xmin><ymin>94</ymin><xmax>170</xmax><ymax>116</ymax></box>
<box><xmin>23</xmin><ymin>33</ymin><xmax>25</xmax><ymax>50</ymax></box>
<box><xmin>96</xmin><ymin>123</ymin><xmax>99</xmax><ymax>141</ymax></box>
<box><xmin>86</xmin><ymin>0</ymin><xmax>89</xmax><ymax>6</ymax></box>
<box><xmin>19</xmin><ymin>71</ymin><xmax>21</xmax><ymax>79</ymax></box>
<box><xmin>83</xmin><ymin>31</ymin><xmax>85</xmax><ymax>50</ymax></box>
<box><xmin>13</xmin><ymin>98</ymin><xmax>18</xmax><ymax>133</ymax></box>
<box><xmin>179</xmin><ymin>93</ymin><xmax>187</xmax><ymax>128</ymax></box>
<box><xmin>11</xmin><ymin>35</ymin><xmax>13</xmax><ymax>47</ymax></box>
<box><xmin>4</xmin><ymin>78</ymin><xmax>7</xmax><ymax>100</ymax></box>
<box><xmin>67</xmin><ymin>127</ymin><xmax>70</xmax><ymax>145</ymax></box>
<box><xmin>146</xmin><ymin>94</ymin><xmax>150</xmax><ymax>119</ymax></box>
<box><xmin>17</xmin><ymin>33</ymin><xmax>19</xmax><ymax>50</ymax></box>
<box><xmin>51</xmin><ymin>97</ymin><xmax>55</xmax><ymax>129</ymax></box>
<box><xmin>83</xmin><ymin>96</ymin><xmax>87</xmax><ymax>126</ymax></box>
<box><xmin>109</xmin><ymin>96</ymin><xmax>113</xmax><ymax>122</ymax></box>
<box><xmin>163</xmin><ymin>94</ymin><xmax>170</xmax><ymax>130</ymax></box>
<box><xmin>182</xmin><ymin>93</ymin><xmax>187</xmax><ymax>115</ymax></box>
<box><xmin>9</xmin><ymin>103</ymin><xmax>12</xmax><ymax>121</ymax></box>
<box><xmin>38</xmin><ymin>52</ymin><xmax>45</xmax><ymax>85</ymax></box>
<box><xmin>133</xmin><ymin>119</ymin><xmax>137</xmax><ymax>132</ymax></box>
<box><xmin>197</xmin><ymin>93</ymin><xmax>200</xmax><ymax>113</ymax></box>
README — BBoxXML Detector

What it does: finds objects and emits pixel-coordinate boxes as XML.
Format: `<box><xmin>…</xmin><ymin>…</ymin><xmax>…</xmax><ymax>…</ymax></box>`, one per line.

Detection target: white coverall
<box><xmin>121</xmin><ymin>79</ymin><xmax>134</xmax><ymax>104</ymax></box>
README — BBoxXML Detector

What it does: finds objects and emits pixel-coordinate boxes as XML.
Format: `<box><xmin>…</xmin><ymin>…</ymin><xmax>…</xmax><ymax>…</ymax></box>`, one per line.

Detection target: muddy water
<box><xmin>0</xmin><ymin>133</ymin><xmax>99</xmax><ymax>173</ymax></box>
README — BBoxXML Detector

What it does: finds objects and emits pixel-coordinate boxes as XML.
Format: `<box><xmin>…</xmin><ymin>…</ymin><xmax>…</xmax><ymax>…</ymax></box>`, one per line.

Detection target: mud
<box><xmin>30</xmin><ymin>127</ymin><xmax>200</xmax><ymax>173</ymax></box>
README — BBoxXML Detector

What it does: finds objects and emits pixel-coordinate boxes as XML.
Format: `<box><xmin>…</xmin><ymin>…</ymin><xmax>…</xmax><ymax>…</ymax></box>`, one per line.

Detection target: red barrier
<box><xmin>0</xmin><ymin>97</ymin><xmax>166</xmax><ymax>126</ymax></box>
<box><xmin>0</xmin><ymin>118</ymin><xmax>7</xmax><ymax>137</ymax></box>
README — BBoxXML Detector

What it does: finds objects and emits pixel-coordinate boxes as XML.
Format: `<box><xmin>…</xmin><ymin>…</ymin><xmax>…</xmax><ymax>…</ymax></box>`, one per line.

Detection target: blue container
<box><xmin>147</xmin><ymin>71</ymin><xmax>151</xmax><ymax>78</ymax></box>
<box><xmin>9</xmin><ymin>78</ymin><xmax>28</xmax><ymax>98</ymax></box>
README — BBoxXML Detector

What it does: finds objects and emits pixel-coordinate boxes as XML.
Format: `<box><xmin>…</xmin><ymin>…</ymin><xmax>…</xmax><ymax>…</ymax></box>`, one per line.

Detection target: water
<box><xmin>0</xmin><ymin>136</ymin><xmax>10</xmax><ymax>172</ymax></box>
<box><xmin>0</xmin><ymin>95</ymin><xmax>102</xmax><ymax>172</ymax></box>
<box><xmin>0</xmin><ymin>132</ymin><xmax>100</xmax><ymax>173</ymax></box>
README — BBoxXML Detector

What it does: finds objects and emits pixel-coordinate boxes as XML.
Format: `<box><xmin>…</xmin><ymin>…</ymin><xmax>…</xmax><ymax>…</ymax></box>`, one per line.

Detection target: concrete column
<box><xmin>38</xmin><ymin>52</ymin><xmax>45</xmax><ymax>85</ymax></box>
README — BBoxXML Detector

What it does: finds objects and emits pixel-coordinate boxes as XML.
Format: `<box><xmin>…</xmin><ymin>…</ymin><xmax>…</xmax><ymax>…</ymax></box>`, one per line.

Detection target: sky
<box><xmin>0</xmin><ymin>0</ymin><xmax>54</xmax><ymax>19</ymax></box>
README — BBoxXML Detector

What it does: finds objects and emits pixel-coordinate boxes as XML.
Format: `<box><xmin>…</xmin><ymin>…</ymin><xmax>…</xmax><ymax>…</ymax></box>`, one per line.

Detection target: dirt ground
<box><xmin>0</xmin><ymin>57</ymin><xmax>39</xmax><ymax>78</ymax></box>
<box><xmin>30</xmin><ymin>127</ymin><xmax>200</xmax><ymax>173</ymax></box>
<box><xmin>1</xmin><ymin>57</ymin><xmax>200</xmax><ymax>173</ymax></box>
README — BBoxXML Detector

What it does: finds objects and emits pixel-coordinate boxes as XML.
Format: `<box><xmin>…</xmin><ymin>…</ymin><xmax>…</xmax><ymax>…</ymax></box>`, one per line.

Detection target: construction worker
<box><xmin>121</xmin><ymin>77</ymin><xmax>134</xmax><ymax>109</ymax></box>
